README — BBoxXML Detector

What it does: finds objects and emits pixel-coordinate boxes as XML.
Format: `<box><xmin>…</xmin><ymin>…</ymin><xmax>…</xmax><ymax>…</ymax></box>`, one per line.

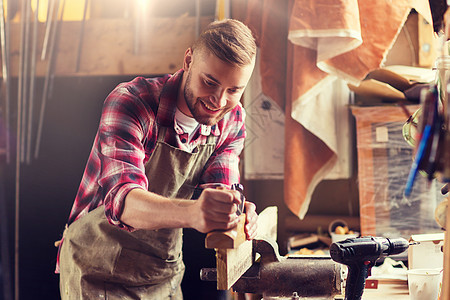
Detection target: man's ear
<box><xmin>183</xmin><ymin>48</ymin><xmax>193</xmax><ymax>71</ymax></box>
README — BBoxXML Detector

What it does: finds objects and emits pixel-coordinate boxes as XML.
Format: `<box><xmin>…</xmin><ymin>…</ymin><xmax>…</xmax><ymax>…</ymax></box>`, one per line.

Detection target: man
<box><xmin>57</xmin><ymin>19</ymin><xmax>258</xmax><ymax>299</ymax></box>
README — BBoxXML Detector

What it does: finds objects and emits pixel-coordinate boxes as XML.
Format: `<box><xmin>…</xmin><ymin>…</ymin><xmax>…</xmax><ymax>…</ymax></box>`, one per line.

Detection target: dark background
<box><xmin>1</xmin><ymin>75</ymin><xmax>149</xmax><ymax>299</ymax></box>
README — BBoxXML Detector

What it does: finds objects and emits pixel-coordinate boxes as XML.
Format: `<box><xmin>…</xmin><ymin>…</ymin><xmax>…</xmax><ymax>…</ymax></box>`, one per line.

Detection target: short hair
<box><xmin>192</xmin><ymin>19</ymin><xmax>257</xmax><ymax>67</ymax></box>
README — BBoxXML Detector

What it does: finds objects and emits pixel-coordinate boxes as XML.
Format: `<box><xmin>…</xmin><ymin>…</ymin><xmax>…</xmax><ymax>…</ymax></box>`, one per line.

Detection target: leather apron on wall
<box><xmin>60</xmin><ymin>126</ymin><xmax>215</xmax><ymax>300</ymax></box>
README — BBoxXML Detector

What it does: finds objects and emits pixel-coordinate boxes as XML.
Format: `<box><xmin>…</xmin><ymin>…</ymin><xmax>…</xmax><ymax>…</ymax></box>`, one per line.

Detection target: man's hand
<box><xmin>190</xmin><ymin>188</ymin><xmax>242</xmax><ymax>233</ymax></box>
<box><xmin>243</xmin><ymin>201</ymin><xmax>258</xmax><ymax>240</ymax></box>
<box><xmin>188</xmin><ymin>186</ymin><xmax>258</xmax><ymax>240</ymax></box>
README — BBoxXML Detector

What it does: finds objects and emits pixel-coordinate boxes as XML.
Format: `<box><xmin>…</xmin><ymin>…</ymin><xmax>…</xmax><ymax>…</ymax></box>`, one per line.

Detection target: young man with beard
<box><xmin>57</xmin><ymin>19</ymin><xmax>258</xmax><ymax>299</ymax></box>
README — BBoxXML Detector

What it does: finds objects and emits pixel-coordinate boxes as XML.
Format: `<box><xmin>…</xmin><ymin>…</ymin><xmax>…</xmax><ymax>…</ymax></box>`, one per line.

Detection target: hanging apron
<box><xmin>59</xmin><ymin>126</ymin><xmax>215</xmax><ymax>300</ymax></box>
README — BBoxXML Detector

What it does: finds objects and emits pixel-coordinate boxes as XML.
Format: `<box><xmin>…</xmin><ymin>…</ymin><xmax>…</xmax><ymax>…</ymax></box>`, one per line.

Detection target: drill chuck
<box><xmin>386</xmin><ymin>237</ymin><xmax>410</xmax><ymax>255</ymax></box>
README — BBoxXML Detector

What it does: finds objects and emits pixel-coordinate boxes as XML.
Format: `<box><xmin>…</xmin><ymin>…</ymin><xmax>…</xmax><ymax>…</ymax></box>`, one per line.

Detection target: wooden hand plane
<box><xmin>204</xmin><ymin>206</ymin><xmax>278</xmax><ymax>290</ymax></box>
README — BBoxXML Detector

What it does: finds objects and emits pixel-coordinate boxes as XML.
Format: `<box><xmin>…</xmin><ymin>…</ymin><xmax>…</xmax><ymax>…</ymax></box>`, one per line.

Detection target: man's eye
<box><xmin>204</xmin><ymin>80</ymin><xmax>216</xmax><ymax>87</ymax></box>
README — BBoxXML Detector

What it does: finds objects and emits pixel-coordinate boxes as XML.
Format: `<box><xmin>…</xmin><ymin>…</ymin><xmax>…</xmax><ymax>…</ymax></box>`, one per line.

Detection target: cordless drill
<box><xmin>329</xmin><ymin>236</ymin><xmax>409</xmax><ymax>300</ymax></box>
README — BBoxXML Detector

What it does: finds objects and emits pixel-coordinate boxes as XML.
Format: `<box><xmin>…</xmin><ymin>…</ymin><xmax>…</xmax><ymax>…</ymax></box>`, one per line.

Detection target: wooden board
<box><xmin>255</xmin><ymin>206</ymin><xmax>278</xmax><ymax>242</ymax></box>
<box><xmin>361</xmin><ymin>280</ymin><xmax>409</xmax><ymax>299</ymax></box>
<box><xmin>3</xmin><ymin>16</ymin><xmax>214</xmax><ymax>77</ymax></box>
<box><xmin>216</xmin><ymin>239</ymin><xmax>253</xmax><ymax>290</ymax></box>
<box><xmin>212</xmin><ymin>206</ymin><xmax>278</xmax><ymax>290</ymax></box>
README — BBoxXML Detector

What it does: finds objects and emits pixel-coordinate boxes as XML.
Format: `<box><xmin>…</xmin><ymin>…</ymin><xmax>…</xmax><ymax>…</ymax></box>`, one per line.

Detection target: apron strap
<box><xmin>157</xmin><ymin>126</ymin><xmax>168</xmax><ymax>142</ymax></box>
<box><xmin>206</xmin><ymin>131</ymin><xmax>215</xmax><ymax>144</ymax></box>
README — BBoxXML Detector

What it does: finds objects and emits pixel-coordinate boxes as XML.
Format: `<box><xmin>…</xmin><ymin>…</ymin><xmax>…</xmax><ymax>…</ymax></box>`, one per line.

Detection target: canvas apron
<box><xmin>60</xmin><ymin>126</ymin><xmax>215</xmax><ymax>300</ymax></box>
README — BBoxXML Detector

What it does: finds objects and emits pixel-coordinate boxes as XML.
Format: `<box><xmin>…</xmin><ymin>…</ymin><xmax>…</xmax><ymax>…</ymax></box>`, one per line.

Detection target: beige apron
<box><xmin>60</xmin><ymin>126</ymin><xmax>215</xmax><ymax>300</ymax></box>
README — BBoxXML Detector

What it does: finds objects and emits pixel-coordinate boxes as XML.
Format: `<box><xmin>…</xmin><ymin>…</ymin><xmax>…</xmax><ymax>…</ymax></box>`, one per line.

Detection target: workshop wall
<box><xmin>241</xmin><ymin>9</ymin><xmax>435</xmax><ymax>255</ymax></box>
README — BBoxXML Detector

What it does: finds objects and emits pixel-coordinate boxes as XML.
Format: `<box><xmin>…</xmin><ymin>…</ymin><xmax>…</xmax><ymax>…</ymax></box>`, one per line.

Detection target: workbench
<box><xmin>362</xmin><ymin>280</ymin><xmax>409</xmax><ymax>299</ymax></box>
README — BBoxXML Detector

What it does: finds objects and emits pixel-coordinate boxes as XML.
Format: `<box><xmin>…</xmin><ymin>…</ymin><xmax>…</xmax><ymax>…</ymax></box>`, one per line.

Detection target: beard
<box><xmin>183</xmin><ymin>69</ymin><xmax>228</xmax><ymax>126</ymax></box>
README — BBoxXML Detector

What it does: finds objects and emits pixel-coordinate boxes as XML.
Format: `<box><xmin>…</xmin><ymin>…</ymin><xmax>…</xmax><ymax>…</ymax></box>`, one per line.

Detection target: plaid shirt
<box><xmin>66</xmin><ymin>69</ymin><xmax>246</xmax><ymax>230</ymax></box>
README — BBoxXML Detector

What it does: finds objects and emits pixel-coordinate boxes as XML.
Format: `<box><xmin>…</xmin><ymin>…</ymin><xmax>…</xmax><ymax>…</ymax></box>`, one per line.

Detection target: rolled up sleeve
<box><xmin>97</xmin><ymin>86</ymin><xmax>154</xmax><ymax>230</ymax></box>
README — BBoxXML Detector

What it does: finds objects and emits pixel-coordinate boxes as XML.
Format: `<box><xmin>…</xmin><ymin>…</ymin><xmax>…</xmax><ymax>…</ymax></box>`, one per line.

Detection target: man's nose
<box><xmin>209</xmin><ymin>90</ymin><xmax>227</xmax><ymax>108</ymax></box>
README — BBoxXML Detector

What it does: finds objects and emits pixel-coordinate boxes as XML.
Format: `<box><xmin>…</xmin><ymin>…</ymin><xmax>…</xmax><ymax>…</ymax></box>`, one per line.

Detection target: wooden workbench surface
<box><xmin>361</xmin><ymin>280</ymin><xmax>409</xmax><ymax>299</ymax></box>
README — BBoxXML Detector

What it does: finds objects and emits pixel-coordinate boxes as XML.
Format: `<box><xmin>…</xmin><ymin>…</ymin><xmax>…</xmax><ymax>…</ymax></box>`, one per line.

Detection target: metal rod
<box><xmin>27</xmin><ymin>0</ymin><xmax>40</xmax><ymax>164</ymax></box>
<box><xmin>75</xmin><ymin>0</ymin><xmax>89</xmax><ymax>73</ymax></box>
<box><xmin>14</xmin><ymin>90</ymin><xmax>21</xmax><ymax>300</ymax></box>
<box><xmin>17</xmin><ymin>0</ymin><xmax>27</xmax><ymax>163</ymax></box>
<box><xmin>4</xmin><ymin>0</ymin><xmax>10</xmax><ymax>163</ymax></box>
<box><xmin>41</xmin><ymin>0</ymin><xmax>56</xmax><ymax>60</ymax></box>
<box><xmin>15</xmin><ymin>0</ymin><xmax>27</xmax><ymax>295</ymax></box>
<box><xmin>35</xmin><ymin>0</ymin><xmax>65</xmax><ymax>159</ymax></box>
<box><xmin>21</xmin><ymin>0</ymin><xmax>32</xmax><ymax>163</ymax></box>
<box><xmin>0</xmin><ymin>0</ymin><xmax>10</xmax><ymax>164</ymax></box>
<box><xmin>0</xmin><ymin>0</ymin><xmax>12</xmax><ymax>295</ymax></box>
<box><xmin>0</xmin><ymin>163</ymin><xmax>12</xmax><ymax>300</ymax></box>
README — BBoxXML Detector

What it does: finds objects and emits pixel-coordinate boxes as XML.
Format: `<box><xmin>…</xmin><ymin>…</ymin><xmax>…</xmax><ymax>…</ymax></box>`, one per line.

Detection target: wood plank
<box><xmin>255</xmin><ymin>205</ymin><xmax>278</xmax><ymax>241</ymax></box>
<box><xmin>361</xmin><ymin>280</ymin><xmax>409</xmax><ymax>299</ymax></box>
<box><xmin>212</xmin><ymin>206</ymin><xmax>278</xmax><ymax>290</ymax></box>
<box><xmin>3</xmin><ymin>16</ymin><xmax>214</xmax><ymax>77</ymax></box>
<box><xmin>216</xmin><ymin>239</ymin><xmax>253</xmax><ymax>290</ymax></box>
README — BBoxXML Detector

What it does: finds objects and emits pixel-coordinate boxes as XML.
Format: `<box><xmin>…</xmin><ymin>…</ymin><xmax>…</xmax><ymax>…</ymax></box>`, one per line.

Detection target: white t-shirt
<box><xmin>175</xmin><ymin>107</ymin><xmax>200</xmax><ymax>150</ymax></box>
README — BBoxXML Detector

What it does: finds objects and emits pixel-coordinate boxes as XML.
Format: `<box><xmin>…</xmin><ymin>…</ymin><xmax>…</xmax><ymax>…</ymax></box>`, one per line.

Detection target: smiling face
<box><xmin>177</xmin><ymin>47</ymin><xmax>255</xmax><ymax>126</ymax></box>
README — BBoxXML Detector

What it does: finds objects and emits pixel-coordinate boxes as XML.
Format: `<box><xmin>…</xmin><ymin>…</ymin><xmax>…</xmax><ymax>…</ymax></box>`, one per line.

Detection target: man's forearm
<box><xmin>122</xmin><ymin>187</ymin><xmax>249</xmax><ymax>234</ymax></box>
<box><xmin>121</xmin><ymin>188</ymin><xmax>196</xmax><ymax>230</ymax></box>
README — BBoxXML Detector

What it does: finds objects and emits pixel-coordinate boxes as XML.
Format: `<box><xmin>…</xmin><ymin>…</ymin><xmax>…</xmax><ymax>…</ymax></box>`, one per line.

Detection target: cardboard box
<box><xmin>408</xmin><ymin>233</ymin><xmax>445</xmax><ymax>270</ymax></box>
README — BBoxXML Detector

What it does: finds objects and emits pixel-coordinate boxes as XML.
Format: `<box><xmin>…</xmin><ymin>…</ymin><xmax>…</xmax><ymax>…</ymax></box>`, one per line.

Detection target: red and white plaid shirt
<box><xmin>66</xmin><ymin>69</ymin><xmax>245</xmax><ymax>230</ymax></box>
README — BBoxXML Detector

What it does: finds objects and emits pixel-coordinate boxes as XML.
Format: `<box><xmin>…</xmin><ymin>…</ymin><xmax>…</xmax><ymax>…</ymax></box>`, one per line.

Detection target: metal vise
<box><xmin>201</xmin><ymin>238</ymin><xmax>343</xmax><ymax>299</ymax></box>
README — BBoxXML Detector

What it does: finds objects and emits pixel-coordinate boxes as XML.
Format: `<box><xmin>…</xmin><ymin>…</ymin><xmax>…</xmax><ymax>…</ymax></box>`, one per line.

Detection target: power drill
<box><xmin>329</xmin><ymin>236</ymin><xmax>409</xmax><ymax>300</ymax></box>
